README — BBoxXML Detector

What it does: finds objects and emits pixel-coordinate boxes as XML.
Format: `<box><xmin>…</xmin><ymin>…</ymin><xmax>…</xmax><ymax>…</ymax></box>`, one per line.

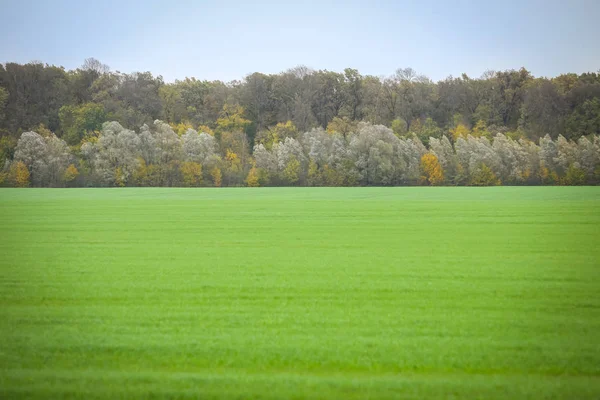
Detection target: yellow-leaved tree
<box><xmin>225</xmin><ymin>149</ymin><xmax>241</xmax><ymax>173</ymax></box>
<box><xmin>180</xmin><ymin>162</ymin><xmax>203</xmax><ymax>187</ymax></box>
<box><xmin>283</xmin><ymin>157</ymin><xmax>301</xmax><ymax>185</ymax></box>
<box><xmin>63</xmin><ymin>164</ymin><xmax>79</xmax><ymax>186</ymax></box>
<box><xmin>9</xmin><ymin>161</ymin><xmax>30</xmax><ymax>187</ymax></box>
<box><xmin>255</xmin><ymin>121</ymin><xmax>298</xmax><ymax>149</ymax></box>
<box><xmin>210</xmin><ymin>166</ymin><xmax>222</xmax><ymax>187</ymax></box>
<box><xmin>450</xmin><ymin>123</ymin><xmax>470</xmax><ymax>141</ymax></box>
<box><xmin>420</xmin><ymin>153</ymin><xmax>444</xmax><ymax>185</ymax></box>
<box><xmin>216</xmin><ymin>104</ymin><xmax>251</xmax><ymax>137</ymax></box>
<box><xmin>245</xmin><ymin>166</ymin><xmax>260</xmax><ymax>187</ymax></box>
<box><xmin>171</xmin><ymin>121</ymin><xmax>194</xmax><ymax>136</ymax></box>
<box><xmin>470</xmin><ymin>164</ymin><xmax>501</xmax><ymax>186</ymax></box>
<box><xmin>198</xmin><ymin>125</ymin><xmax>215</xmax><ymax>136</ymax></box>
<box><xmin>114</xmin><ymin>167</ymin><xmax>126</xmax><ymax>187</ymax></box>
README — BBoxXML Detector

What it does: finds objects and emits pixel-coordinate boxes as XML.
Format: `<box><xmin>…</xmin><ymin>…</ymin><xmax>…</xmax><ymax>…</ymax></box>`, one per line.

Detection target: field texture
<box><xmin>0</xmin><ymin>187</ymin><xmax>599</xmax><ymax>399</ymax></box>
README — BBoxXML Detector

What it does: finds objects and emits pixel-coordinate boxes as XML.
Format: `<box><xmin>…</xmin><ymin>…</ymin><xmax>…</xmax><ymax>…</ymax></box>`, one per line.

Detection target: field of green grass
<box><xmin>0</xmin><ymin>187</ymin><xmax>599</xmax><ymax>399</ymax></box>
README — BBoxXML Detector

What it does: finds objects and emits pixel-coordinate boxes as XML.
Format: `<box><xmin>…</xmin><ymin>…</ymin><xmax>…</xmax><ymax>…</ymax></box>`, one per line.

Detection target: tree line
<box><xmin>0</xmin><ymin>59</ymin><xmax>599</xmax><ymax>187</ymax></box>
<box><xmin>2</xmin><ymin>120</ymin><xmax>599</xmax><ymax>187</ymax></box>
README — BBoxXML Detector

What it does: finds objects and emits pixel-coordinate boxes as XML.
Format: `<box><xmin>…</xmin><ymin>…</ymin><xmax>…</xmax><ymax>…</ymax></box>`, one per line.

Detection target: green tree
<box><xmin>391</xmin><ymin>118</ymin><xmax>408</xmax><ymax>137</ymax></box>
<box><xmin>59</xmin><ymin>103</ymin><xmax>106</xmax><ymax>145</ymax></box>
<box><xmin>159</xmin><ymin>85</ymin><xmax>187</xmax><ymax>123</ymax></box>
<box><xmin>0</xmin><ymin>86</ymin><xmax>8</xmax><ymax>123</ymax></box>
<box><xmin>0</xmin><ymin>136</ymin><xmax>16</xmax><ymax>166</ymax></box>
<box><xmin>563</xmin><ymin>164</ymin><xmax>586</xmax><ymax>185</ymax></box>
<box><xmin>565</xmin><ymin>98</ymin><xmax>600</xmax><ymax>139</ymax></box>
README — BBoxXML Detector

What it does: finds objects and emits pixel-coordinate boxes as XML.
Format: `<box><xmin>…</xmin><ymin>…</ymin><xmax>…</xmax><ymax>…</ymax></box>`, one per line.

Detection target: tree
<box><xmin>210</xmin><ymin>166</ymin><xmax>222</xmax><ymax>187</ymax></box>
<box><xmin>275</xmin><ymin>137</ymin><xmax>307</xmax><ymax>183</ymax></box>
<box><xmin>471</xmin><ymin>120</ymin><xmax>492</xmax><ymax>139</ymax></box>
<box><xmin>0</xmin><ymin>62</ymin><xmax>72</xmax><ymax>132</ymax></box>
<box><xmin>59</xmin><ymin>103</ymin><xmax>106</xmax><ymax>145</ymax></box>
<box><xmin>63</xmin><ymin>164</ymin><xmax>79</xmax><ymax>186</ymax></box>
<box><xmin>2</xmin><ymin>59</ymin><xmax>600</xmax><ymax>188</ymax></box>
<box><xmin>450</xmin><ymin>123</ymin><xmax>470</xmax><ymax>141</ymax></box>
<box><xmin>89</xmin><ymin>71</ymin><xmax>163</xmax><ymax>129</ymax></box>
<box><xmin>82</xmin><ymin>58</ymin><xmax>109</xmax><ymax>75</ymax></box>
<box><xmin>565</xmin><ymin>98</ymin><xmax>600</xmax><ymax>139</ymax></box>
<box><xmin>239</xmin><ymin>72</ymin><xmax>276</xmax><ymax>132</ymax></box>
<box><xmin>563</xmin><ymin>164</ymin><xmax>585</xmax><ymax>185</ymax></box>
<box><xmin>9</xmin><ymin>161</ymin><xmax>30</xmax><ymax>187</ymax></box>
<box><xmin>282</xmin><ymin>157</ymin><xmax>301</xmax><ymax>185</ymax></box>
<box><xmin>470</xmin><ymin>164</ymin><xmax>501</xmax><ymax>186</ymax></box>
<box><xmin>180</xmin><ymin>162</ymin><xmax>203</xmax><ymax>187</ymax></box>
<box><xmin>245</xmin><ymin>166</ymin><xmax>260</xmax><ymax>187</ymax></box>
<box><xmin>349</xmin><ymin>123</ymin><xmax>401</xmax><ymax>185</ymax></box>
<box><xmin>171</xmin><ymin>121</ymin><xmax>194</xmax><ymax>136</ymax></box>
<box><xmin>494</xmin><ymin>68</ymin><xmax>533</xmax><ymax>128</ymax></box>
<box><xmin>223</xmin><ymin>149</ymin><xmax>243</xmax><ymax>185</ymax></box>
<box><xmin>159</xmin><ymin>85</ymin><xmax>186</xmax><ymax>123</ymax></box>
<box><xmin>326</xmin><ymin>117</ymin><xmax>356</xmax><ymax>140</ymax></box>
<box><xmin>455</xmin><ymin>135</ymin><xmax>502</xmax><ymax>184</ymax></box>
<box><xmin>430</xmin><ymin>136</ymin><xmax>459</xmax><ymax>184</ymax></box>
<box><xmin>409</xmin><ymin>117</ymin><xmax>442</xmax><ymax>146</ymax></box>
<box><xmin>520</xmin><ymin>79</ymin><xmax>566</xmax><ymax>139</ymax></box>
<box><xmin>391</xmin><ymin>118</ymin><xmax>408</xmax><ymax>137</ymax></box>
<box><xmin>13</xmin><ymin>131</ymin><xmax>71</xmax><ymax>187</ymax></box>
<box><xmin>491</xmin><ymin>133</ymin><xmax>532</xmax><ymax>184</ymax></box>
<box><xmin>420</xmin><ymin>153</ymin><xmax>444</xmax><ymax>185</ymax></box>
<box><xmin>216</xmin><ymin>104</ymin><xmax>251</xmax><ymax>137</ymax></box>
<box><xmin>307</xmin><ymin>159</ymin><xmax>320</xmax><ymax>186</ymax></box>
<box><xmin>577</xmin><ymin>136</ymin><xmax>600</xmax><ymax>180</ymax></box>
<box><xmin>253</xmin><ymin>143</ymin><xmax>278</xmax><ymax>182</ymax></box>
<box><xmin>0</xmin><ymin>136</ymin><xmax>16</xmax><ymax>167</ymax></box>
<box><xmin>182</xmin><ymin>129</ymin><xmax>219</xmax><ymax>164</ymax></box>
<box><xmin>81</xmin><ymin>121</ymin><xmax>140</xmax><ymax>186</ymax></box>
<box><xmin>255</xmin><ymin>120</ymin><xmax>298</xmax><ymax>149</ymax></box>
<box><xmin>311</xmin><ymin>70</ymin><xmax>346</xmax><ymax>128</ymax></box>
<box><xmin>342</xmin><ymin>68</ymin><xmax>364</xmax><ymax>120</ymax></box>
<box><xmin>0</xmin><ymin>86</ymin><xmax>8</xmax><ymax>123</ymax></box>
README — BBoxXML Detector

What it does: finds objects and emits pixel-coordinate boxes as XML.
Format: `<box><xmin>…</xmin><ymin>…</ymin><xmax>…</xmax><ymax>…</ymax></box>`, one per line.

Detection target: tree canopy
<box><xmin>1</xmin><ymin>59</ymin><xmax>599</xmax><ymax>187</ymax></box>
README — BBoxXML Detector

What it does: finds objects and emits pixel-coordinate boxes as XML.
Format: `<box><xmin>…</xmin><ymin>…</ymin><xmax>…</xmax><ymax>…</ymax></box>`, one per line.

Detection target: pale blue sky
<box><xmin>1</xmin><ymin>0</ymin><xmax>598</xmax><ymax>82</ymax></box>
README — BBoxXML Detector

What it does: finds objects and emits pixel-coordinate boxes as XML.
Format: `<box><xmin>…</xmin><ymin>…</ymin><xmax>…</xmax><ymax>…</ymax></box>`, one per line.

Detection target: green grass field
<box><xmin>0</xmin><ymin>187</ymin><xmax>599</xmax><ymax>399</ymax></box>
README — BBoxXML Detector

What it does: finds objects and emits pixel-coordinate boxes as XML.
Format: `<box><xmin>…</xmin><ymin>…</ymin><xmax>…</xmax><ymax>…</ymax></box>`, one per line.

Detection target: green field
<box><xmin>0</xmin><ymin>187</ymin><xmax>599</xmax><ymax>399</ymax></box>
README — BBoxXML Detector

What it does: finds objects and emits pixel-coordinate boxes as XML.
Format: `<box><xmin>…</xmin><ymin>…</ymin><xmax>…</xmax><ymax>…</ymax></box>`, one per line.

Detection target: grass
<box><xmin>0</xmin><ymin>187</ymin><xmax>599</xmax><ymax>399</ymax></box>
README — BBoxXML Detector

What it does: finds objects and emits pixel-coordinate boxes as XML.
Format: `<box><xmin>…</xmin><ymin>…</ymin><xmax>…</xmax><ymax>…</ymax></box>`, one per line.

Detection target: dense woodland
<box><xmin>1</xmin><ymin>59</ymin><xmax>599</xmax><ymax>187</ymax></box>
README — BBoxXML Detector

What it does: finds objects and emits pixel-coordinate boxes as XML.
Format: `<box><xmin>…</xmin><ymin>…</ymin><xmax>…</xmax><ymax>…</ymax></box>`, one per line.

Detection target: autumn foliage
<box><xmin>211</xmin><ymin>166</ymin><xmax>222</xmax><ymax>187</ymax></box>
<box><xmin>420</xmin><ymin>153</ymin><xmax>444</xmax><ymax>186</ymax></box>
<box><xmin>245</xmin><ymin>166</ymin><xmax>260</xmax><ymax>187</ymax></box>
<box><xmin>63</xmin><ymin>164</ymin><xmax>79</xmax><ymax>185</ymax></box>
<box><xmin>180</xmin><ymin>162</ymin><xmax>203</xmax><ymax>187</ymax></box>
<box><xmin>9</xmin><ymin>161</ymin><xmax>30</xmax><ymax>187</ymax></box>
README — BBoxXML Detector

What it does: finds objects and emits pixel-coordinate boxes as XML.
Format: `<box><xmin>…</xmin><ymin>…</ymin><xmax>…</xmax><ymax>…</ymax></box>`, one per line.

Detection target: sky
<box><xmin>1</xmin><ymin>0</ymin><xmax>599</xmax><ymax>82</ymax></box>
